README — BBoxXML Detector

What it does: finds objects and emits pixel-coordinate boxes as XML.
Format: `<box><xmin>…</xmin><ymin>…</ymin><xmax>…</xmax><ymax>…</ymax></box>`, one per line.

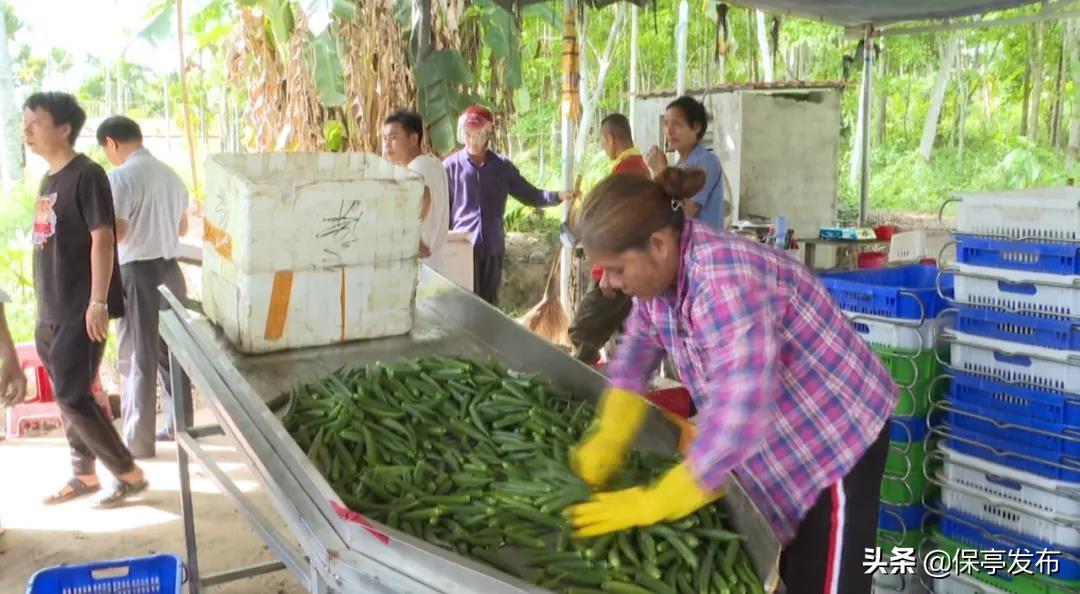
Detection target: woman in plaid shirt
<box><xmin>568</xmin><ymin>169</ymin><xmax>898</xmax><ymax>593</ymax></box>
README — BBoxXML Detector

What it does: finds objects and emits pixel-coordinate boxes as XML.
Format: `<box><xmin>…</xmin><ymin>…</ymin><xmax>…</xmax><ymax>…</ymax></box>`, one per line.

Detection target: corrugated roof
<box><xmin>632</xmin><ymin>80</ymin><xmax>850</xmax><ymax>99</ymax></box>
<box><xmin>677</xmin><ymin>1</ymin><xmax>1045</xmax><ymax>27</ymax></box>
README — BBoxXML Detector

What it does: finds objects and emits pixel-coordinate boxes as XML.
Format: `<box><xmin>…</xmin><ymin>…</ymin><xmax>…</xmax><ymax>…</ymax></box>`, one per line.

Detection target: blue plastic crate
<box><xmin>955</xmin><ymin>306</ymin><xmax>1080</xmax><ymax>352</ymax></box>
<box><xmin>878</xmin><ymin>502</ymin><xmax>932</xmax><ymax>534</ymax></box>
<box><xmin>956</xmin><ymin>235</ymin><xmax>1080</xmax><ymax>276</ymax></box>
<box><xmin>946</xmin><ymin>399</ymin><xmax>1080</xmax><ymax>456</ymax></box>
<box><xmin>939</xmin><ymin>510</ymin><xmax>1080</xmax><ymax>581</ymax></box>
<box><xmin>27</xmin><ymin>554</ymin><xmax>183</xmax><ymax>594</ymax></box>
<box><xmin>950</xmin><ymin>371</ymin><xmax>1080</xmax><ymax>427</ymax></box>
<box><xmin>944</xmin><ymin>434</ymin><xmax>1080</xmax><ymax>483</ymax></box>
<box><xmin>820</xmin><ymin>264</ymin><xmax>952</xmax><ymax>320</ymax></box>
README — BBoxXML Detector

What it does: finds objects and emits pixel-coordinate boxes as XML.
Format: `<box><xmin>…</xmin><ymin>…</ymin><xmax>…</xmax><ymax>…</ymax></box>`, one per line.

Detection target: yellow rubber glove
<box><xmin>571</xmin><ymin>388</ymin><xmax>649</xmax><ymax>487</ymax></box>
<box><xmin>568</xmin><ymin>462</ymin><xmax>723</xmax><ymax>537</ymax></box>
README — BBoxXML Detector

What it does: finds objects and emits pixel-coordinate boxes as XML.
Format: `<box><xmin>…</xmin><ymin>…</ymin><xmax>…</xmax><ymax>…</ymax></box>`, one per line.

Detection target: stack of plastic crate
<box><xmin>929</xmin><ymin>188</ymin><xmax>1080</xmax><ymax>594</ymax></box>
<box><xmin>821</xmin><ymin>264</ymin><xmax>953</xmax><ymax>594</ymax></box>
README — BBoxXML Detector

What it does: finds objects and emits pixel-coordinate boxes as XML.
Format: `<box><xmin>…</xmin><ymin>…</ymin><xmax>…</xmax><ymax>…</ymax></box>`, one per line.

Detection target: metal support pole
<box><xmin>858</xmin><ymin>25</ymin><xmax>873</xmax><ymax>226</ymax></box>
<box><xmin>171</xmin><ymin>351</ymin><xmax>202</xmax><ymax>594</ymax></box>
<box><xmin>629</xmin><ymin>4</ymin><xmax>639</xmax><ymax>127</ymax></box>
<box><xmin>559</xmin><ymin>0</ymin><xmax>578</xmax><ymax>313</ymax></box>
<box><xmin>676</xmin><ymin>0</ymin><xmax>689</xmax><ymax>96</ymax></box>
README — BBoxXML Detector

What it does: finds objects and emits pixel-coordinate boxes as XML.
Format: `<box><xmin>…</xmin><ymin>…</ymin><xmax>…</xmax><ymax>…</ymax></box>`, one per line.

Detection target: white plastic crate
<box><xmin>202</xmin><ymin>244</ymin><xmax>418</xmax><ymax>354</ymax></box>
<box><xmin>941</xmin><ymin>484</ymin><xmax>1080</xmax><ymax>550</ymax></box>
<box><xmin>952</xmin><ymin>188</ymin><xmax>1080</xmax><ymax>242</ymax></box>
<box><xmin>952</xmin><ymin>264</ymin><xmax>1080</xmax><ymax>319</ymax></box>
<box><xmin>933</xmin><ymin>573</ymin><xmax>1009</xmax><ymax>594</ymax></box>
<box><xmin>940</xmin><ymin>445</ymin><xmax>1080</xmax><ymax>520</ymax></box>
<box><xmin>847</xmin><ymin>311</ymin><xmax>939</xmax><ymax>351</ymax></box>
<box><xmin>890</xmin><ymin>230</ymin><xmax>955</xmax><ymax>264</ymax></box>
<box><xmin>946</xmin><ymin>330</ymin><xmax>1080</xmax><ymax>394</ymax></box>
<box><xmin>204</xmin><ymin>153</ymin><xmax>424</xmax><ymax>273</ymax></box>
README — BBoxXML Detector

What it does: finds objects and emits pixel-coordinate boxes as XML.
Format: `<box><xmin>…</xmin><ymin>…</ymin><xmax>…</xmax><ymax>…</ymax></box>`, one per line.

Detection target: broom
<box><xmin>518</xmin><ymin>176</ymin><xmax>582</xmax><ymax>346</ymax></box>
<box><xmin>518</xmin><ymin>252</ymin><xmax>570</xmax><ymax>346</ymax></box>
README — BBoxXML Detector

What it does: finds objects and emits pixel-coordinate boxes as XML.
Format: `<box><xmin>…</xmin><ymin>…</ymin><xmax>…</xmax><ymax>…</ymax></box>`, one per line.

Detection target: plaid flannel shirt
<box><xmin>607</xmin><ymin>220</ymin><xmax>897</xmax><ymax>542</ymax></box>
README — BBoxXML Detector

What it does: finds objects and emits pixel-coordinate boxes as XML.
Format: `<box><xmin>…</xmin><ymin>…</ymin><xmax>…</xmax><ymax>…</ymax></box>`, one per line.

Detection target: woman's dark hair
<box><xmin>23</xmin><ymin>92</ymin><xmax>86</xmax><ymax>146</ymax></box>
<box><xmin>572</xmin><ymin>167</ymin><xmax>705</xmax><ymax>253</ymax></box>
<box><xmin>666</xmin><ymin>96</ymin><xmax>708</xmax><ymax>140</ymax></box>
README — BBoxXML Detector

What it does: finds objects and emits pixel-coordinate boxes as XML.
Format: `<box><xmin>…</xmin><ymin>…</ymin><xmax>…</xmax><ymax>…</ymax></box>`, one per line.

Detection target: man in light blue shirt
<box><xmin>98</xmin><ymin>116</ymin><xmax>191</xmax><ymax>458</ymax></box>
<box><xmin>646</xmin><ymin>96</ymin><xmax>725</xmax><ymax>231</ymax></box>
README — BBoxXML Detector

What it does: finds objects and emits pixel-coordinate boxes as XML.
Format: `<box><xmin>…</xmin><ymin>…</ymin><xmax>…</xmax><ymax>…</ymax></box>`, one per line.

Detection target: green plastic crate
<box><xmin>881</xmin><ymin>438</ymin><xmax>941</xmax><ymax>505</ymax></box>
<box><xmin>928</xmin><ymin>529</ymin><xmax>1080</xmax><ymax>594</ymax></box>
<box><xmin>893</xmin><ymin>379</ymin><xmax>944</xmax><ymax>417</ymax></box>
<box><xmin>873</xmin><ymin>345</ymin><xmax>945</xmax><ymax>387</ymax></box>
<box><xmin>879</xmin><ymin>527</ymin><xmax>924</xmax><ymax>555</ymax></box>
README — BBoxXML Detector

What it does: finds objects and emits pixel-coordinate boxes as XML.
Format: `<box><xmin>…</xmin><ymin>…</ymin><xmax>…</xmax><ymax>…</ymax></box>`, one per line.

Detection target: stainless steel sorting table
<box><xmin>159</xmin><ymin>268</ymin><xmax>784</xmax><ymax>593</ymax></box>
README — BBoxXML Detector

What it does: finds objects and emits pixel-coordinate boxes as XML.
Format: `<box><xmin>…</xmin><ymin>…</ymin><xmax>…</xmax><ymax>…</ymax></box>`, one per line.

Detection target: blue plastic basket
<box><xmin>939</xmin><ymin>510</ymin><xmax>1080</xmax><ymax>581</ymax></box>
<box><xmin>944</xmin><ymin>433</ymin><xmax>1080</xmax><ymax>483</ymax></box>
<box><xmin>878</xmin><ymin>501</ymin><xmax>932</xmax><ymax>533</ymax></box>
<box><xmin>820</xmin><ymin>264</ymin><xmax>952</xmax><ymax>320</ymax></box>
<box><xmin>946</xmin><ymin>399</ymin><xmax>1080</xmax><ymax>456</ymax></box>
<box><xmin>950</xmin><ymin>371</ymin><xmax>1080</xmax><ymax>427</ymax></box>
<box><xmin>27</xmin><ymin>554</ymin><xmax>183</xmax><ymax>594</ymax></box>
<box><xmin>956</xmin><ymin>235</ymin><xmax>1080</xmax><ymax>276</ymax></box>
<box><xmin>955</xmin><ymin>306</ymin><xmax>1080</xmax><ymax>352</ymax></box>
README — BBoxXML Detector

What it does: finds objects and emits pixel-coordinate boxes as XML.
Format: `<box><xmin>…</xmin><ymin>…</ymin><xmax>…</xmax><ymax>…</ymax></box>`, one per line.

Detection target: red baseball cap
<box><xmin>460</xmin><ymin>105</ymin><xmax>494</xmax><ymax>130</ymax></box>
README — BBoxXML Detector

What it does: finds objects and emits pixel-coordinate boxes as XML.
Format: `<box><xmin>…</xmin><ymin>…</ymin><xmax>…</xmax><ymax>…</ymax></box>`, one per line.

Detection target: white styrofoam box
<box><xmin>202</xmin><ymin>248</ymin><xmax>417</xmax><ymax>353</ymax></box>
<box><xmin>941</xmin><ymin>484</ymin><xmax>1080</xmax><ymax>550</ymax></box>
<box><xmin>427</xmin><ymin>231</ymin><xmax>473</xmax><ymax>291</ymax></box>
<box><xmin>940</xmin><ymin>445</ymin><xmax>1080</xmax><ymax>520</ymax></box>
<box><xmin>933</xmin><ymin>573</ymin><xmax>1008</xmax><ymax>594</ymax></box>
<box><xmin>952</xmin><ymin>263</ymin><xmax>1080</xmax><ymax>319</ymax></box>
<box><xmin>953</xmin><ymin>187</ymin><xmax>1080</xmax><ymax>242</ymax></box>
<box><xmin>875</xmin><ymin>571</ymin><xmax>930</xmax><ymax>594</ymax></box>
<box><xmin>204</xmin><ymin>153</ymin><xmax>425</xmax><ymax>273</ymax></box>
<box><xmin>947</xmin><ymin>330</ymin><xmax>1080</xmax><ymax>394</ymax></box>
<box><xmin>847</xmin><ymin>311</ymin><xmax>938</xmax><ymax>351</ymax></box>
<box><xmin>890</xmin><ymin>230</ymin><xmax>955</xmax><ymax>264</ymax></box>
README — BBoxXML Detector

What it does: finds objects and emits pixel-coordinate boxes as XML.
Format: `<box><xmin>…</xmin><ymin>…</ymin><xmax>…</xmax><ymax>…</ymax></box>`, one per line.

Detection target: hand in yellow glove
<box><xmin>568</xmin><ymin>462</ymin><xmax>723</xmax><ymax>537</ymax></box>
<box><xmin>571</xmin><ymin>388</ymin><xmax>649</xmax><ymax>487</ymax></box>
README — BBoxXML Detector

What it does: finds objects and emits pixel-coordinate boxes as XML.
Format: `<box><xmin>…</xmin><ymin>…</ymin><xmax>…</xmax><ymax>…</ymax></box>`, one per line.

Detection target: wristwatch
<box><xmin>88</xmin><ymin>300</ymin><xmax>108</xmax><ymax>313</ymax></box>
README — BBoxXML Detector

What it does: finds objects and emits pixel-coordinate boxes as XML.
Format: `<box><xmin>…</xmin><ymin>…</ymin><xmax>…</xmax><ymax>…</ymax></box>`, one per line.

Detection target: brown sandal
<box><xmin>43</xmin><ymin>477</ymin><xmax>101</xmax><ymax>505</ymax></box>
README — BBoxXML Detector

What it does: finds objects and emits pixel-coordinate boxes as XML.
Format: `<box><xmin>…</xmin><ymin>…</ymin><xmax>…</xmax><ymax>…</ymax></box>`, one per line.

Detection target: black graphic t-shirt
<box><xmin>32</xmin><ymin>154</ymin><xmax>124</xmax><ymax>324</ymax></box>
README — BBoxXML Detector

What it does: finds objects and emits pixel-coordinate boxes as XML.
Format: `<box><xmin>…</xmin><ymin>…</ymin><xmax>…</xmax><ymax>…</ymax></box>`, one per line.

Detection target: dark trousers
<box><xmin>568</xmin><ymin>281</ymin><xmax>633</xmax><ymax>364</ymax></box>
<box><xmin>780</xmin><ymin>424</ymin><xmax>891</xmax><ymax>594</ymax></box>
<box><xmin>473</xmin><ymin>247</ymin><xmax>504</xmax><ymax>306</ymax></box>
<box><xmin>36</xmin><ymin>322</ymin><xmax>135</xmax><ymax>477</ymax></box>
<box><xmin>117</xmin><ymin>258</ymin><xmax>192</xmax><ymax>457</ymax></box>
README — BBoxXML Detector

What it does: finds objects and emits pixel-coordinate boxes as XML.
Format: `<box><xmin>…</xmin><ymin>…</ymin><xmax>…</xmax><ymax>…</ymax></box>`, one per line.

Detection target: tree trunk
<box><xmin>747</xmin><ymin>10</ymin><xmax>758</xmax><ymax>81</ymax></box>
<box><xmin>1067</xmin><ymin>19</ymin><xmax>1080</xmax><ymax>168</ymax></box>
<box><xmin>755</xmin><ymin>10</ymin><xmax>773</xmax><ymax>83</ymax></box>
<box><xmin>875</xmin><ymin>50</ymin><xmax>888</xmax><ymax>145</ymax></box>
<box><xmin>1031</xmin><ymin>22</ymin><xmax>1046</xmax><ymax>143</ymax></box>
<box><xmin>177</xmin><ymin>0</ymin><xmax>199</xmax><ymax>193</ymax></box>
<box><xmin>0</xmin><ymin>0</ymin><xmax>23</xmax><ymax>189</ymax></box>
<box><xmin>919</xmin><ymin>35</ymin><xmax>959</xmax><ymax>163</ymax></box>
<box><xmin>574</xmin><ymin>4</ymin><xmax>625</xmax><ymax>164</ymax></box>
<box><xmin>1021</xmin><ymin>63</ymin><xmax>1031</xmax><ymax>137</ymax></box>
<box><xmin>1052</xmin><ymin>26</ymin><xmax>1067</xmax><ymax>148</ymax></box>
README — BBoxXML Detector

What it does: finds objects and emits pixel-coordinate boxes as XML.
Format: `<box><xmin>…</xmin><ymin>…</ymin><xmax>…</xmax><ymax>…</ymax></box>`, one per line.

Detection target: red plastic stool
<box><xmin>5</xmin><ymin>343</ymin><xmax>110</xmax><ymax>438</ymax></box>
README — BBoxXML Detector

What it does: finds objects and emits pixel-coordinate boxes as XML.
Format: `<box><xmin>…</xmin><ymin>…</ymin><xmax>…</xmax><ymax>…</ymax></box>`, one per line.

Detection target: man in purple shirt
<box><xmin>444</xmin><ymin>105</ymin><xmax>574</xmax><ymax>305</ymax></box>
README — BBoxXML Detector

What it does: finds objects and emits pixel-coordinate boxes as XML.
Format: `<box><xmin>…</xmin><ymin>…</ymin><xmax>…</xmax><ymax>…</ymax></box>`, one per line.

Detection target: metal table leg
<box><xmin>171</xmin><ymin>352</ymin><xmax>202</xmax><ymax>593</ymax></box>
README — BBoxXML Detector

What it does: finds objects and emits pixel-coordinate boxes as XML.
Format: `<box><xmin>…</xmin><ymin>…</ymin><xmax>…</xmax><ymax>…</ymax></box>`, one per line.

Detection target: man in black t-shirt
<box><xmin>22</xmin><ymin>92</ymin><xmax>147</xmax><ymax>508</ymax></box>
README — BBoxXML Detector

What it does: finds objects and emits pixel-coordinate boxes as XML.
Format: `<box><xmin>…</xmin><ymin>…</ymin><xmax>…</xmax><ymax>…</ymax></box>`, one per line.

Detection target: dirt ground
<box><xmin>0</xmin><ymin>405</ymin><xmax>307</xmax><ymax>593</ymax></box>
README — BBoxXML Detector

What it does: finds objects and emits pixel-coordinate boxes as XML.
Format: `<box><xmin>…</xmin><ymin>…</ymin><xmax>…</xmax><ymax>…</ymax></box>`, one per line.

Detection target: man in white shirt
<box><xmin>98</xmin><ymin>115</ymin><xmax>191</xmax><ymax>459</ymax></box>
<box><xmin>381</xmin><ymin>109</ymin><xmax>449</xmax><ymax>266</ymax></box>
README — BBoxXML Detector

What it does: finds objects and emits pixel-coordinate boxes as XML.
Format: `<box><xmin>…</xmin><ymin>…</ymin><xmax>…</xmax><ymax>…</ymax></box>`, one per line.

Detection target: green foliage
<box><xmin>310</xmin><ymin>31</ymin><xmax>346</xmax><ymax>106</ymax></box>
